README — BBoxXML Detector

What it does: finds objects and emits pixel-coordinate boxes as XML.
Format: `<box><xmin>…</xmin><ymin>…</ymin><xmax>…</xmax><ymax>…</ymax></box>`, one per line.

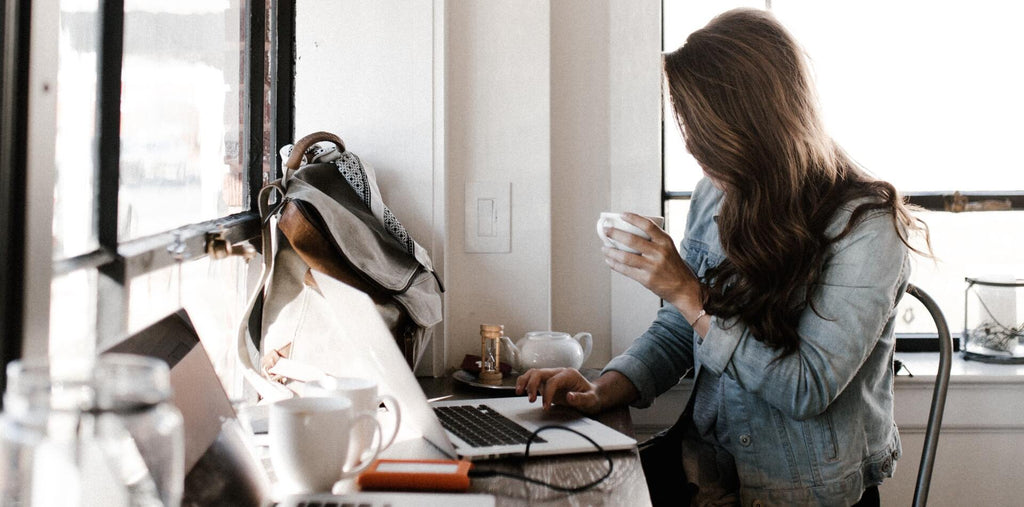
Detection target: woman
<box><xmin>517</xmin><ymin>8</ymin><xmax>929</xmax><ymax>506</ymax></box>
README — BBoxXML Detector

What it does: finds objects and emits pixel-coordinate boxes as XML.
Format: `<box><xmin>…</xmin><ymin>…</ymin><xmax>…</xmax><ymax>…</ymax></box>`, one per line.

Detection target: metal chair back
<box><xmin>904</xmin><ymin>284</ymin><xmax>953</xmax><ymax>507</ymax></box>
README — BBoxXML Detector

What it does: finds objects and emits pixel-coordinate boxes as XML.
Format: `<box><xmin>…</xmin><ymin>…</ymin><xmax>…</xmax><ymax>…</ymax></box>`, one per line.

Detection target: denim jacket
<box><xmin>605</xmin><ymin>178</ymin><xmax>910</xmax><ymax>506</ymax></box>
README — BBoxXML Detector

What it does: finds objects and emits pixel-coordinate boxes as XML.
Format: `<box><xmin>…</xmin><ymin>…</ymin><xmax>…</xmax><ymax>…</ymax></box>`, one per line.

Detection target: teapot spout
<box><xmin>500</xmin><ymin>335</ymin><xmax>521</xmax><ymax>372</ymax></box>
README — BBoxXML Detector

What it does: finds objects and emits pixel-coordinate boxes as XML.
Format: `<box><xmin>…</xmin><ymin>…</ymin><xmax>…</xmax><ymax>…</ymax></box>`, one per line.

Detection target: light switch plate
<box><xmin>465</xmin><ymin>181</ymin><xmax>510</xmax><ymax>253</ymax></box>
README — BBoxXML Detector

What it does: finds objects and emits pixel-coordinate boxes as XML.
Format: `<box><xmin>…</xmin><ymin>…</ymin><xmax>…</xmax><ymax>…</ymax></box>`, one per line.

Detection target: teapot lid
<box><xmin>524</xmin><ymin>331</ymin><xmax>570</xmax><ymax>340</ymax></box>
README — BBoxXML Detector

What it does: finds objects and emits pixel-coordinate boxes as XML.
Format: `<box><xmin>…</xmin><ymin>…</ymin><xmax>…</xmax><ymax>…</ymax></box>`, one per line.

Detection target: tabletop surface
<box><xmin>415</xmin><ymin>373</ymin><xmax>652</xmax><ymax>507</ymax></box>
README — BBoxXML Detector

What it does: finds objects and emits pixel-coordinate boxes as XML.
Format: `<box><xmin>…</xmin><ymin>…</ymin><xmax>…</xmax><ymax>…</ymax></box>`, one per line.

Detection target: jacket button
<box><xmin>739</xmin><ymin>434</ymin><xmax>752</xmax><ymax>446</ymax></box>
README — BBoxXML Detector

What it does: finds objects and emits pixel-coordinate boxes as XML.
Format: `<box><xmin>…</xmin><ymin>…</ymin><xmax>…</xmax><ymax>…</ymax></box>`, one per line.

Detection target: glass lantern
<box><xmin>963</xmin><ymin>276</ymin><xmax>1024</xmax><ymax>363</ymax></box>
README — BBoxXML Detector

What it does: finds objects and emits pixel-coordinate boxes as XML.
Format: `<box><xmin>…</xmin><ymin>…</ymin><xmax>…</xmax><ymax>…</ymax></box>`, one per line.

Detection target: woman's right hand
<box><xmin>601</xmin><ymin>212</ymin><xmax>703</xmax><ymax>314</ymax></box>
<box><xmin>516</xmin><ymin>368</ymin><xmax>602</xmax><ymax>414</ymax></box>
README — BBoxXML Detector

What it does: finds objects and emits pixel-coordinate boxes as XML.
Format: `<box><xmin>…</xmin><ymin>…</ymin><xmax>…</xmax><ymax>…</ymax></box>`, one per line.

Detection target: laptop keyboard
<box><xmin>277</xmin><ymin>492</ymin><xmax>495</xmax><ymax>507</ymax></box>
<box><xmin>434</xmin><ymin>404</ymin><xmax>547</xmax><ymax>448</ymax></box>
<box><xmin>287</xmin><ymin>503</ymin><xmax>371</xmax><ymax>507</ymax></box>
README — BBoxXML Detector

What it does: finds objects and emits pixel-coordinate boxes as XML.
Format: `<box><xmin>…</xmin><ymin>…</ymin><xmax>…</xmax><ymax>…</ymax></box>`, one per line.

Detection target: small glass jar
<box><xmin>0</xmin><ymin>354</ymin><xmax>184</xmax><ymax>506</ymax></box>
<box><xmin>963</xmin><ymin>276</ymin><xmax>1024</xmax><ymax>363</ymax></box>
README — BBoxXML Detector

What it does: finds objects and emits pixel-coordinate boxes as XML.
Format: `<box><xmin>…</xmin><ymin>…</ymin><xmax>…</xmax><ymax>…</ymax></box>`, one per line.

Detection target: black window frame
<box><xmin>0</xmin><ymin>0</ymin><xmax>296</xmax><ymax>402</ymax></box>
<box><xmin>1</xmin><ymin>0</ymin><xmax>32</xmax><ymax>402</ymax></box>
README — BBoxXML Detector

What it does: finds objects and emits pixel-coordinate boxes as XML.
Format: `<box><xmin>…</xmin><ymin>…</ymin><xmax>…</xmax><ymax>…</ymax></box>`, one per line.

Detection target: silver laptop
<box><xmin>111</xmin><ymin>310</ymin><xmax>494</xmax><ymax>507</ymax></box>
<box><xmin>285</xmin><ymin>270</ymin><xmax>637</xmax><ymax>462</ymax></box>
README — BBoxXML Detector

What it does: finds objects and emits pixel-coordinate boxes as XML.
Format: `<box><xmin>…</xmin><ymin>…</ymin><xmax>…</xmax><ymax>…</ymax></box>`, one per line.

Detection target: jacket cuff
<box><xmin>602</xmin><ymin>354</ymin><xmax>657</xmax><ymax>408</ymax></box>
<box><xmin>695</xmin><ymin>317</ymin><xmax>742</xmax><ymax>376</ymax></box>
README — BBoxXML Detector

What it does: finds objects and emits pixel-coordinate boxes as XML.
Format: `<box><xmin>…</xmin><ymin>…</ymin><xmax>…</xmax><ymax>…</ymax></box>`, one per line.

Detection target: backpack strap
<box><xmin>234</xmin><ymin>180</ymin><xmax>293</xmax><ymax>402</ymax></box>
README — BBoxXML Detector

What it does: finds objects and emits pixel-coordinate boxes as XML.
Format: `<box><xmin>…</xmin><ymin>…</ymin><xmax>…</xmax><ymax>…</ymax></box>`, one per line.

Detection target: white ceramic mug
<box><xmin>302</xmin><ymin>376</ymin><xmax>401</xmax><ymax>469</ymax></box>
<box><xmin>269</xmin><ymin>396</ymin><xmax>382</xmax><ymax>495</ymax></box>
<box><xmin>596</xmin><ymin>212</ymin><xmax>666</xmax><ymax>253</ymax></box>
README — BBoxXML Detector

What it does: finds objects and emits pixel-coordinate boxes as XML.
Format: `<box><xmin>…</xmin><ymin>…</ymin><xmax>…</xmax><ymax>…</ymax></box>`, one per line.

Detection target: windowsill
<box><xmin>644</xmin><ymin>351</ymin><xmax>1024</xmax><ymax>396</ymax></box>
<box><xmin>653</xmin><ymin>352</ymin><xmax>1024</xmax><ymax>390</ymax></box>
<box><xmin>892</xmin><ymin>352</ymin><xmax>1024</xmax><ymax>433</ymax></box>
<box><xmin>895</xmin><ymin>352</ymin><xmax>1024</xmax><ymax>383</ymax></box>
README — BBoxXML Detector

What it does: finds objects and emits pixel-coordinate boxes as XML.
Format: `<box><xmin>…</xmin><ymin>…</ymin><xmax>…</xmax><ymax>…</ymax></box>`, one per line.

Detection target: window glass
<box><xmin>664</xmin><ymin>199</ymin><xmax>691</xmax><ymax>244</ymax></box>
<box><xmin>50</xmin><ymin>269</ymin><xmax>98</xmax><ymax>361</ymax></box>
<box><xmin>127</xmin><ymin>255</ymin><xmax>252</xmax><ymax>394</ymax></box>
<box><xmin>665</xmin><ymin>1</ymin><xmax>1024</xmax><ymax>193</ymax></box>
<box><xmin>771</xmin><ymin>0</ymin><xmax>1024</xmax><ymax>192</ymax></box>
<box><xmin>899</xmin><ymin>211</ymin><xmax>1024</xmax><ymax>334</ymax></box>
<box><xmin>119</xmin><ymin>0</ymin><xmax>245</xmax><ymax>240</ymax></box>
<box><xmin>54</xmin><ymin>0</ymin><xmax>99</xmax><ymax>260</ymax></box>
<box><xmin>47</xmin><ymin>0</ymin><xmax>265</xmax><ymax>385</ymax></box>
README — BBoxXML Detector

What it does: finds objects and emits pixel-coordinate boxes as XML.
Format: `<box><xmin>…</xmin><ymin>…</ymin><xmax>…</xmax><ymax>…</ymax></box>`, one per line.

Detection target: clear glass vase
<box><xmin>963</xmin><ymin>276</ymin><xmax>1024</xmax><ymax>363</ymax></box>
<box><xmin>0</xmin><ymin>354</ymin><xmax>184</xmax><ymax>506</ymax></box>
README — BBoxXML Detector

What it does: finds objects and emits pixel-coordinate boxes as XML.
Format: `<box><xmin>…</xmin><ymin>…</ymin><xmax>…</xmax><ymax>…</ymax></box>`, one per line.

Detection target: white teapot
<box><xmin>501</xmin><ymin>331</ymin><xmax>593</xmax><ymax>372</ymax></box>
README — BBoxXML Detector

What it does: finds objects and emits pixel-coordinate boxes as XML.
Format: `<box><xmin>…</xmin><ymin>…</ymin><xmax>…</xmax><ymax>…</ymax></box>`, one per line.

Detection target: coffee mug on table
<box><xmin>269</xmin><ymin>396</ymin><xmax>382</xmax><ymax>495</ymax></box>
<box><xmin>596</xmin><ymin>212</ymin><xmax>666</xmax><ymax>253</ymax></box>
<box><xmin>302</xmin><ymin>376</ymin><xmax>402</xmax><ymax>469</ymax></box>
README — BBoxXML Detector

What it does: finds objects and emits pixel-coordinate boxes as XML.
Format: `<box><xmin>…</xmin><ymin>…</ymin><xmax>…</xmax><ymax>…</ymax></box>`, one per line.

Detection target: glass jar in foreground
<box><xmin>0</xmin><ymin>354</ymin><xmax>184</xmax><ymax>506</ymax></box>
<box><xmin>963</xmin><ymin>276</ymin><xmax>1024</xmax><ymax>364</ymax></box>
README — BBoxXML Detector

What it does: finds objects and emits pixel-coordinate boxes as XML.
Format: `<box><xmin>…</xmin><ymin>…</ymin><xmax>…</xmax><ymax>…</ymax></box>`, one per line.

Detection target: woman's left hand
<box><xmin>601</xmin><ymin>212</ymin><xmax>702</xmax><ymax>310</ymax></box>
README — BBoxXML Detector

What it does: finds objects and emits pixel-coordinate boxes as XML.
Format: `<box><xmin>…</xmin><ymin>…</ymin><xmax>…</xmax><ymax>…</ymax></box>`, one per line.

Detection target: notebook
<box><xmin>284</xmin><ymin>270</ymin><xmax>637</xmax><ymax>461</ymax></box>
<box><xmin>108</xmin><ymin>310</ymin><xmax>493</xmax><ymax>507</ymax></box>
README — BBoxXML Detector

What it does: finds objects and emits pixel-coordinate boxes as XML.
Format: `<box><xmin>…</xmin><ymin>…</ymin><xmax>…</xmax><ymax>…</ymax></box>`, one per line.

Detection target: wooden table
<box><xmin>417</xmin><ymin>374</ymin><xmax>652</xmax><ymax>507</ymax></box>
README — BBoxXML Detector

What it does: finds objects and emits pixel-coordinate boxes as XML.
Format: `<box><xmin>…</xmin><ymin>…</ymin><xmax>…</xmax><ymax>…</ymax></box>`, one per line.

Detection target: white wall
<box><xmin>294</xmin><ymin>0</ymin><xmax>435</xmax><ymax>245</ymax></box>
<box><xmin>295</xmin><ymin>0</ymin><xmax>663</xmax><ymax>371</ymax></box>
<box><xmin>446</xmin><ymin>0</ymin><xmax>662</xmax><ymax>369</ymax></box>
<box><xmin>550</xmin><ymin>0</ymin><xmax>613</xmax><ymax>363</ymax></box>
<box><xmin>445</xmin><ymin>0</ymin><xmax>665</xmax><ymax>367</ymax></box>
<box><xmin>444</xmin><ymin>0</ymin><xmax>554</xmax><ymax>366</ymax></box>
<box><xmin>548</xmin><ymin>0</ymin><xmax>664</xmax><ymax>363</ymax></box>
<box><xmin>22</xmin><ymin>0</ymin><xmax>59</xmax><ymax>358</ymax></box>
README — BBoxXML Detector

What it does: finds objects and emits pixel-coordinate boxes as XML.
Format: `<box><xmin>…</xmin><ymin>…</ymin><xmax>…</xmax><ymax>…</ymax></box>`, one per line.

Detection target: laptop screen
<box><xmin>104</xmin><ymin>310</ymin><xmax>270</xmax><ymax>505</ymax></box>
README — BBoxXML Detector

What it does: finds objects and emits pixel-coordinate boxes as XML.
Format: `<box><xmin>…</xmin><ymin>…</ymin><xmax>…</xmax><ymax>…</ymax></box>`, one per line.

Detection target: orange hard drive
<box><xmin>356</xmin><ymin>459</ymin><xmax>473</xmax><ymax>492</ymax></box>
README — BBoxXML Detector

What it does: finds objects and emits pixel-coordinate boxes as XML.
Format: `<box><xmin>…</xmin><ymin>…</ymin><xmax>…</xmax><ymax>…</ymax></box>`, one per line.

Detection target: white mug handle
<box><xmin>595</xmin><ymin>217</ymin><xmax>614</xmax><ymax>247</ymax></box>
<box><xmin>339</xmin><ymin>413</ymin><xmax>382</xmax><ymax>478</ymax></box>
<box><xmin>375</xmin><ymin>394</ymin><xmax>402</xmax><ymax>451</ymax></box>
<box><xmin>574</xmin><ymin>332</ymin><xmax>593</xmax><ymax>363</ymax></box>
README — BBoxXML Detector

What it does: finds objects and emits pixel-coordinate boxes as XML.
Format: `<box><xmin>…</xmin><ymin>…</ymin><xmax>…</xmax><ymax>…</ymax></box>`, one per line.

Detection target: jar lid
<box><xmin>4</xmin><ymin>353</ymin><xmax>171</xmax><ymax>414</ymax></box>
<box><xmin>965</xmin><ymin>276</ymin><xmax>1024</xmax><ymax>287</ymax></box>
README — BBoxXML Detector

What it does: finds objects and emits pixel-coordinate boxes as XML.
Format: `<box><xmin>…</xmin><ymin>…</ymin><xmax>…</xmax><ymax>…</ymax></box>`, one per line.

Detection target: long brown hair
<box><xmin>663</xmin><ymin>8</ymin><xmax>930</xmax><ymax>355</ymax></box>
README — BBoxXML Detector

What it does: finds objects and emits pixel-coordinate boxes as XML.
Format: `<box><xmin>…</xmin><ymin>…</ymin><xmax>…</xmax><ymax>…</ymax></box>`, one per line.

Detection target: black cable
<box><xmin>468</xmin><ymin>424</ymin><xmax>615</xmax><ymax>493</ymax></box>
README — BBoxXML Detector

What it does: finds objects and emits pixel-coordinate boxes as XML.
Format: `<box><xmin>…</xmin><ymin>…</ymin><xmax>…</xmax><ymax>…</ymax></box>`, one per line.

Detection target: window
<box><xmin>2</xmin><ymin>0</ymin><xmax>296</xmax><ymax>397</ymax></box>
<box><xmin>663</xmin><ymin>1</ymin><xmax>1024</xmax><ymax>343</ymax></box>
